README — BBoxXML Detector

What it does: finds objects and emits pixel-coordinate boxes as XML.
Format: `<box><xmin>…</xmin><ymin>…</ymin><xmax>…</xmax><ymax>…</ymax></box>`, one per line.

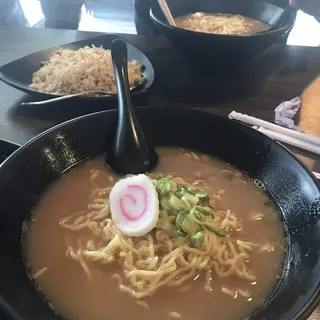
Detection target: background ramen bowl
<box><xmin>150</xmin><ymin>0</ymin><xmax>296</xmax><ymax>74</ymax></box>
<box><xmin>1</xmin><ymin>107</ymin><xmax>320</xmax><ymax>319</ymax></box>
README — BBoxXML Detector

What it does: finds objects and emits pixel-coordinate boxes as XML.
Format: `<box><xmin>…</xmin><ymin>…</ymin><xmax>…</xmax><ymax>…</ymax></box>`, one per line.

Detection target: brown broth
<box><xmin>25</xmin><ymin>147</ymin><xmax>285</xmax><ymax>320</ymax></box>
<box><xmin>175</xmin><ymin>13</ymin><xmax>270</xmax><ymax>35</ymax></box>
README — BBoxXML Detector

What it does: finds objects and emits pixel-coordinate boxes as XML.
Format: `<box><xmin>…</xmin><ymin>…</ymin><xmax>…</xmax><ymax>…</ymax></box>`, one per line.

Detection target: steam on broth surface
<box><xmin>175</xmin><ymin>13</ymin><xmax>270</xmax><ymax>35</ymax></box>
<box><xmin>25</xmin><ymin>147</ymin><xmax>285</xmax><ymax>320</ymax></box>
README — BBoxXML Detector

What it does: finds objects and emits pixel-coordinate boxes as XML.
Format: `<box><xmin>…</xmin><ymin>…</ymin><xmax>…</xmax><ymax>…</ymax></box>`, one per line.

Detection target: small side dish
<box><xmin>29</xmin><ymin>46</ymin><xmax>145</xmax><ymax>96</ymax></box>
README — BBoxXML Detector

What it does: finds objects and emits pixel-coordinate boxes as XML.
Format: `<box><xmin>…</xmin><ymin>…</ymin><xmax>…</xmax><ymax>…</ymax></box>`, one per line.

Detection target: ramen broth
<box><xmin>25</xmin><ymin>148</ymin><xmax>285</xmax><ymax>320</ymax></box>
<box><xmin>175</xmin><ymin>13</ymin><xmax>270</xmax><ymax>35</ymax></box>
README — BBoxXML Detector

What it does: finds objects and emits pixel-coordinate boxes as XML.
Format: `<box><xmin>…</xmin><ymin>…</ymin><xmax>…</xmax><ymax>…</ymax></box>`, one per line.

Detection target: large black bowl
<box><xmin>1</xmin><ymin>107</ymin><xmax>320</xmax><ymax>320</ymax></box>
<box><xmin>150</xmin><ymin>0</ymin><xmax>296</xmax><ymax>74</ymax></box>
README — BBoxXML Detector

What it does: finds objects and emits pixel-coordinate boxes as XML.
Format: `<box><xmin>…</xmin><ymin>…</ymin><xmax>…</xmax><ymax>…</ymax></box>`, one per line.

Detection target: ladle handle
<box><xmin>110</xmin><ymin>38</ymin><xmax>157</xmax><ymax>174</ymax></box>
<box><xmin>112</xmin><ymin>39</ymin><xmax>135</xmax><ymax>118</ymax></box>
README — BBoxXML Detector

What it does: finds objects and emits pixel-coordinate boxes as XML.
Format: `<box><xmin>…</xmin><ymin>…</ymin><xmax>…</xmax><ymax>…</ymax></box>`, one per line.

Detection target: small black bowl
<box><xmin>150</xmin><ymin>0</ymin><xmax>296</xmax><ymax>74</ymax></box>
<box><xmin>0</xmin><ymin>107</ymin><xmax>320</xmax><ymax>320</ymax></box>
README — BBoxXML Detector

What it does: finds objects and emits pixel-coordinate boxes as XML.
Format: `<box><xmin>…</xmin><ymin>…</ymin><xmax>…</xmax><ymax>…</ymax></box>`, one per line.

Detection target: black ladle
<box><xmin>259</xmin><ymin>4</ymin><xmax>293</xmax><ymax>33</ymax></box>
<box><xmin>106</xmin><ymin>38</ymin><xmax>158</xmax><ymax>174</ymax></box>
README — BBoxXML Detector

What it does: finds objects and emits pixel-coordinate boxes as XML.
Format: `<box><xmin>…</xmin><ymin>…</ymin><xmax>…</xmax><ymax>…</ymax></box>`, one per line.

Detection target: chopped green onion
<box><xmin>154</xmin><ymin>176</ymin><xmax>172</xmax><ymax>197</ymax></box>
<box><xmin>183</xmin><ymin>192</ymin><xmax>199</xmax><ymax>205</ymax></box>
<box><xmin>155</xmin><ymin>184</ymin><xmax>169</xmax><ymax>201</ymax></box>
<box><xmin>191</xmin><ymin>208</ymin><xmax>204</xmax><ymax>221</ymax></box>
<box><xmin>187</xmin><ymin>186</ymin><xmax>197</xmax><ymax>194</ymax></box>
<box><xmin>175</xmin><ymin>210</ymin><xmax>189</xmax><ymax>229</ymax></box>
<box><xmin>168</xmin><ymin>195</ymin><xmax>183</xmax><ymax>210</ymax></box>
<box><xmin>160</xmin><ymin>199</ymin><xmax>172</xmax><ymax>212</ymax></box>
<box><xmin>196</xmin><ymin>207</ymin><xmax>214</xmax><ymax>217</ymax></box>
<box><xmin>204</xmin><ymin>225</ymin><xmax>227</xmax><ymax>237</ymax></box>
<box><xmin>190</xmin><ymin>232</ymin><xmax>205</xmax><ymax>248</ymax></box>
<box><xmin>153</xmin><ymin>175</ymin><xmax>227</xmax><ymax>239</ymax></box>
<box><xmin>175</xmin><ymin>230</ymin><xmax>188</xmax><ymax>237</ymax></box>
<box><xmin>182</xmin><ymin>218</ymin><xmax>197</xmax><ymax>234</ymax></box>
<box><xmin>180</xmin><ymin>196</ymin><xmax>193</xmax><ymax>210</ymax></box>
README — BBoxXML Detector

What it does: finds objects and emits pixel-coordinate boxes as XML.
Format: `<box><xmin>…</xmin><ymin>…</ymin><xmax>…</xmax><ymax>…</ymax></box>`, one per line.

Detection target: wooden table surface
<box><xmin>1</xmin><ymin>26</ymin><xmax>320</xmax><ymax>319</ymax></box>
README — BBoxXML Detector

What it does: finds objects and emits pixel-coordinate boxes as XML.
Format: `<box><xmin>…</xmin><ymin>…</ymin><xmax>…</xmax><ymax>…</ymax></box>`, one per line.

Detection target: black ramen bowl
<box><xmin>1</xmin><ymin>107</ymin><xmax>320</xmax><ymax>320</ymax></box>
<box><xmin>150</xmin><ymin>0</ymin><xmax>296</xmax><ymax>74</ymax></box>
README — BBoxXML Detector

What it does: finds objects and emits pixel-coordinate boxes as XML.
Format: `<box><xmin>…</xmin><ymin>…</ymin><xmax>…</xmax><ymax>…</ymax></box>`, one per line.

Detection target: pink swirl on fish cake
<box><xmin>119</xmin><ymin>184</ymin><xmax>148</xmax><ymax>222</ymax></box>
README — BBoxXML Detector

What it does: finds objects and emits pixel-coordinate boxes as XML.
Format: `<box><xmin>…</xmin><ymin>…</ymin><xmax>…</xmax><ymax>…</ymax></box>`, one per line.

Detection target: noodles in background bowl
<box><xmin>174</xmin><ymin>13</ymin><xmax>270</xmax><ymax>35</ymax></box>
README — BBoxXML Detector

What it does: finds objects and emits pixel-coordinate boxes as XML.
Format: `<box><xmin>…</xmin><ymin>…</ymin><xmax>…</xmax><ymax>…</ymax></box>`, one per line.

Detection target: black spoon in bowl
<box><xmin>106</xmin><ymin>38</ymin><xmax>158</xmax><ymax>174</ymax></box>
